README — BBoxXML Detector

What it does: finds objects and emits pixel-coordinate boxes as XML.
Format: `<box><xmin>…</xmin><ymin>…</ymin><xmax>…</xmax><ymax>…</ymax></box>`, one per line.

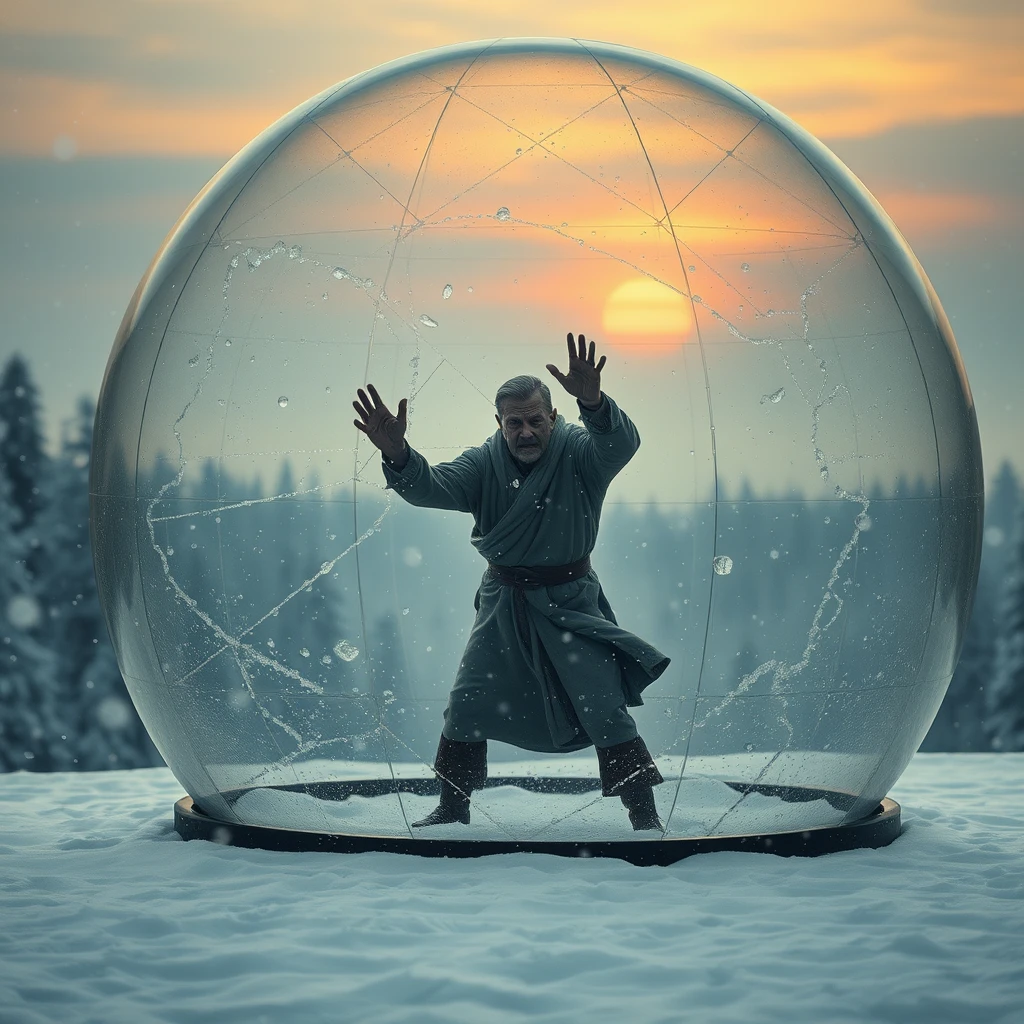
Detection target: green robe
<box><xmin>382</xmin><ymin>394</ymin><xmax>670</xmax><ymax>753</ymax></box>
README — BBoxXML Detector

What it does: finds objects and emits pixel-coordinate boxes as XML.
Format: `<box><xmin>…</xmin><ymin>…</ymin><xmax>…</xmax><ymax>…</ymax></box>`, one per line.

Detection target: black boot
<box><xmin>412</xmin><ymin>734</ymin><xmax>487</xmax><ymax>828</ymax></box>
<box><xmin>620</xmin><ymin>781</ymin><xmax>664</xmax><ymax>831</ymax></box>
<box><xmin>595</xmin><ymin>736</ymin><xmax>664</xmax><ymax>832</ymax></box>
<box><xmin>411</xmin><ymin>779</ymin><xmax>471</xmax><ymax>827</ymax></box>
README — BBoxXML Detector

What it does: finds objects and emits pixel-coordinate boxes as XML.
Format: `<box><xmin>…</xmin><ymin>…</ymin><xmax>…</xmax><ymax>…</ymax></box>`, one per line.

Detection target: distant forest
<box><xmin>1</xmin><ymin>353</ymin><xmax>1023</xmax><ymax>772</ymax></box>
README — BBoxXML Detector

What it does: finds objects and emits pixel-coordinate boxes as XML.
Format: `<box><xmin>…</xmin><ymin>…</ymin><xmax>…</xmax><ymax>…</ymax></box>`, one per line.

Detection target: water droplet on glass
<box><xmin>333</xmin><ymin>639</ymin><xmax>360</xmax><ymax>662</ymax></box>
<box><xmin>515</xmin><ymin>147</ymin><xmax>522</xmax><ymax>156</ymax></box>
<box><xmin>467</xmin><ymin>286</ymin><xmax>474</xmax><ymax>294</ymax></box>
<box><xmin>713</xmin><ymin>555</ymin><xmax>733</xmax><ymax>576</ymax></box>
<box><xmin>770</xmin><ymin>549</ymin><xmax>779</xmax><ymax>560</ymax></box>
<box><xmin>419</xmin><ymin>314</ymin><xmax>439</xmax><ymax>328</ymax></box>
<box><xmin>278</xmin><ymin>396</ymin><xmax>289</xmax><ymax>408</ymax></box>
<box><xmin>688</xmin><ymin>265</ymin><xmax>696</xmax><ymax>273</ymax></box>
<box><xmin>299</xmin><ymin>648</ymin><xmax>310</xmax><ymax>658</ymax></box>
<box><xmin>495</xmin><ymin>206</ymin><xmax>511</xmax><ymax>222</ymax></box>
<box><xmin>402</xmin><ymin>607</ymin><xmax>410</xmax><ymax>616</ymax></box>
<box><xmin>760</xmin><ymin>387</ymin><xmax>785</xmax><ymax>405</ymax></box>
<box><xmin>224</xmin><ymin>338</ymin><xmax>232</xmax><ymax>347</ymax></box>
<box><xmin>188</xmin><ymin>355</ymin><xmax>199</xmax><ymax>367</ymax></box>
<box><xmin>741</xmin><ymin>262</ymin><xmax>750</xmax><ymax>272</ymax></box>
<box><xmin>824</xmin><ymin>516</ymin><xmax>831</xmax><ymax>524</ymax></box>
<box><xmin>744</xmin><ymin>742</ymin><xmax>755</xmax><ymax>752</ymax></box>
<box><xmin>325</xmin><ymin>386</ymin><xmax>331</xmax><ymax>394</ymax></box>
<box><xmin>855</xmin><ymin>512</ymin><xmax>873</xmax><ymax>531</ymax></box>
<box><xmin>442</xmin><ymin>283</ymin><xmax>453</xmax><ymax>300</ymax></box>
<box><xmin>321</xmin><ymin>654</ymin><xmax>332</xmax><ymax>666</ymax></box>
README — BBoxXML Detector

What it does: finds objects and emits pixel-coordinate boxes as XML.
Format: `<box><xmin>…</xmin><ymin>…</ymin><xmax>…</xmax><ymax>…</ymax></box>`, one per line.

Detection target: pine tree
<box><xmin>367</xmin><ymin>610</ymin><xmax>405</xmax><ymax>687</ymax></box>
<box><xmin>0</xmin><ymin>427</ymin><xmax>61</xmax><ymax>771</ymax></box>
<box><xmin>0</xmin><ymin>355</ymin><xmax>48</xmax><ymax>542</ymax></box>
<box><xmin>366</xmin><ymin>611</ymin><xmax>419</xmax><ymax>757</ymax></box>
<box><xmin>36</xmin><ymin>397</ymin><xmax>162</xmax><ymax>769</ymax></box>
<box><xmin>987</xmin><ymin>461</ymin><xmax>1021</xmax><ymax>549</ymax></box>
<box><xmin>921</xmin><ymin>581</ymin><xmax>994</xmax><ymax>751</ymax></box>
<box><xmin>988</xmin><ymin>502</ymin><xmax>1024</xmax><ymax>751</ymax></box>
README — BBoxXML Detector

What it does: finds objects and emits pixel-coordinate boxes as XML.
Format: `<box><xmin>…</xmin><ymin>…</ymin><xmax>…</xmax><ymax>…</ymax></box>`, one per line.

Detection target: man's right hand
<box><xmin>353</xmin><ymin>384</ymin><xmax>409</xmax><ymax>468</ymax></box>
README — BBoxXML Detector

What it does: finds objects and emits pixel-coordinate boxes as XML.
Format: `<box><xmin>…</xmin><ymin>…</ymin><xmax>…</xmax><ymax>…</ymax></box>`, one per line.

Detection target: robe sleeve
<box><xmin>574</xmin><ymin>393</ymin><xmax>640</xmax><ymax>485</ymax></box>
<box><xmin>381</xmin><ymin>444</ymin><xmax>484</xmax><ymax>514</ymax></box>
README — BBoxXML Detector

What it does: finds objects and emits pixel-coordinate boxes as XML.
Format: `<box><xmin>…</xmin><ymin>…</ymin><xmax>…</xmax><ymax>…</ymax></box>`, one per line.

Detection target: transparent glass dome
<box><xmin>92</xmin><ymin>38</ymin><xmax>983</xmax><ymax>843</ymax></box>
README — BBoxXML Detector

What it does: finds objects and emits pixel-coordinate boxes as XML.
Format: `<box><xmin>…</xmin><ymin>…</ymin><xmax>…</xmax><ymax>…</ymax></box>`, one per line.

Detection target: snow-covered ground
<box><xmin>1</xmin><ymin>755</ymin><xmax>1022</xmax><ymax>1024</ymax></box>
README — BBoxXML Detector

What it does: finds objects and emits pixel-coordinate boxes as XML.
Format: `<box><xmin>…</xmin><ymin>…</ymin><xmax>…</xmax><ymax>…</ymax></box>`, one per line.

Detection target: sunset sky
<box><xmin>1</xmin><ymin>0</ymin><xmax>1021</xmax><ymax>478</ymax></box>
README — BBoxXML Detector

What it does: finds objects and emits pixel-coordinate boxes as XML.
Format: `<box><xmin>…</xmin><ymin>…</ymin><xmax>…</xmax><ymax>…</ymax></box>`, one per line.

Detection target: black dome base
<box><xmin>173</xmin><ymin>777</ymin><xmax>901</xmax><ymax>865</ymax></box>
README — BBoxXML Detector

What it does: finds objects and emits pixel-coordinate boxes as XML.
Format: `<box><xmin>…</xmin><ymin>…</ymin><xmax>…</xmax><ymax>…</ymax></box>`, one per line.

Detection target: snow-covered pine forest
<box><xmin>2</xmin><ymin>352</ymin><xmax>1023</xmax><ymax>773</ymax></box>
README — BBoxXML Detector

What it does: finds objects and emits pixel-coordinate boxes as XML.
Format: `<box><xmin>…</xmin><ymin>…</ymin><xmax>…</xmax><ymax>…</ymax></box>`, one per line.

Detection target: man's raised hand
<box><xmin>546</xmin><ymin>332</ymin><xmax>606</xmax><ymax>409</ymax></box>
<box><xmin>353</xmin><ymin>384</ymin><xmax>409</xmax><ymax>465</ymax></box>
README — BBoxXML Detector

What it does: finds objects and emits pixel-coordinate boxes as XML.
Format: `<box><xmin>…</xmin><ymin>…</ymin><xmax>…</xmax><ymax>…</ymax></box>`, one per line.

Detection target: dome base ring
<box><xmin>173</xmin><ymin>777</ymin><xmax>901</xmax><ymax>864</ymax></box>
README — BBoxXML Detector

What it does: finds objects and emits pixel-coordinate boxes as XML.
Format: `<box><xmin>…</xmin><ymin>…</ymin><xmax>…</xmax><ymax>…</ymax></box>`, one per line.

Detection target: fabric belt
<box><xmin>487</xmin><ymin>556</ymin><xmax>592</xmax><ymax>589</ymax></box>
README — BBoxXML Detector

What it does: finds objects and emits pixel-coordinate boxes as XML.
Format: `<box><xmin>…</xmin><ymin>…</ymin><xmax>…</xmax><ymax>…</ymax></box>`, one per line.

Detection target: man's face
<box><xmin>496</xmin><ymin>392</ymin><xmax>557</xmax><ymax>465</ymax></box>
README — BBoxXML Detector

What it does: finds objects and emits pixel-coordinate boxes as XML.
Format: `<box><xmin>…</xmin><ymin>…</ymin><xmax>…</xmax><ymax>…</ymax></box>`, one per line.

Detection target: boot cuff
<box><xmin>434</xmin><ymin>734</ymin><xmax>488</xmax><ymax>793</ymax></box>
<box><xmin>596</xmin><ymin>736</ymin><xmax>664</xmax><ymax>797</ymax></box>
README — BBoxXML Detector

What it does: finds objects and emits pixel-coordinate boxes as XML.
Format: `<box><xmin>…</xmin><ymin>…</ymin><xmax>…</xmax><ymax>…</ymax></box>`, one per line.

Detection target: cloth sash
<box><xmin>486</xmin><ymin>557</ymin><xmax>592</xmax><ymax>590</ymax></box>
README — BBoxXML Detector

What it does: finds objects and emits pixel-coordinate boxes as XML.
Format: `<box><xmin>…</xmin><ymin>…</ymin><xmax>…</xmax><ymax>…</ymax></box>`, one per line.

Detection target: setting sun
<box><xmin>601</xmin><ymin>277</ymin><xmax>693</xmax><ymax>352</ymax></box>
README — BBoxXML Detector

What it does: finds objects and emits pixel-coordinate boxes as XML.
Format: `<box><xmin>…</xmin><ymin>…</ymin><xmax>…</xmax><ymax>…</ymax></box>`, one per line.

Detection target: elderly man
<box><xmin>353</xmin><ymin>333</ymin><xmax>669</xmax><ymax>830</ymax></box>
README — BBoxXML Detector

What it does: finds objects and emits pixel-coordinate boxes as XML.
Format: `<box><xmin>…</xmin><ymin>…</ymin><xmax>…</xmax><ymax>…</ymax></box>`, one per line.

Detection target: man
<box><xmin>352</xmin><ymin>333</ymin><xmax>669</xmax><ymax>831</ymax></box>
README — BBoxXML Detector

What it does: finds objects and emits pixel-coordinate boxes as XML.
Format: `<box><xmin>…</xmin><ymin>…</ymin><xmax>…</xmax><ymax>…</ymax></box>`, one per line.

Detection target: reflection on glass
<box><xmin>92</xmin><ymin>39</ymin><xmax>982</xmax><ymax>842</ymax></box>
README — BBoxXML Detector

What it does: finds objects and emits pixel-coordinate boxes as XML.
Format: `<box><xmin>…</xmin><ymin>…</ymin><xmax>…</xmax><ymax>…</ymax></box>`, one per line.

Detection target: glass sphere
<box><xmin>91</xmin><ymin>38</ymin><xmax>983</xmax><ymax>842</ymax></box>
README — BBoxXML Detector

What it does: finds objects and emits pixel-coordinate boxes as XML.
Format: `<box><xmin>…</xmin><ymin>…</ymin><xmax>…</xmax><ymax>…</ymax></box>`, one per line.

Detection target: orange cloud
<box><xmin>0</xmin><ymin>0</ymin><xmax>1021</xmax><ymax>158</ymax></box>
<box><xmin>0</xmin><ymin>73</ymin><xmax>276</xmax><ymax>158</ymax></box>
<box><xmin>873</xmin><ymin>190</ymin><xmax>1021</xmax><ymax>239</ymax></box>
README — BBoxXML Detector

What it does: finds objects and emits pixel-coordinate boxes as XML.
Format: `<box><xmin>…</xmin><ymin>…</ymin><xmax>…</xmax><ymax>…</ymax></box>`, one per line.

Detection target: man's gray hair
<box><xmin>494</xmin><ymin>375</ymin><xmax>552</xmax><ymax>418</ymax></box>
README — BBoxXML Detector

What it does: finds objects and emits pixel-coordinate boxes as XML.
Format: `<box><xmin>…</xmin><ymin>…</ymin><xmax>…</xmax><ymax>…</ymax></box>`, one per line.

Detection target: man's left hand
<box><xmin>547</xmin><ymin>332</ymin><xmax>606</xmax><ymax>409</ymax></box>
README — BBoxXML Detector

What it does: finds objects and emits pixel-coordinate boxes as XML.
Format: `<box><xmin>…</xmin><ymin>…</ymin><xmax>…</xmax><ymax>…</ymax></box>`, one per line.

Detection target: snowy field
<box><xmin>1</xmin><ymin>755</ymin><xmax>1022</xmax><ymax>1024</ymax></box>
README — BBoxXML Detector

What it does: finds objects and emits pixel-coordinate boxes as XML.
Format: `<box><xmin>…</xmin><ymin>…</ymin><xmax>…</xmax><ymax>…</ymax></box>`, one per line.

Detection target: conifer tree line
<box><xmin>0</xmin><ymin>355</ymin><xmax>161</xmax><ymax>770</ymax></box>
<box><xmin>915</xmin><ymin>459</ymin><xmax>1024</xmax><ymax>752</ymax></box>
<box><xmin>1</xmin><ymin>352</ymin><xmax>1023</xmax><ymax>772</ymax></box>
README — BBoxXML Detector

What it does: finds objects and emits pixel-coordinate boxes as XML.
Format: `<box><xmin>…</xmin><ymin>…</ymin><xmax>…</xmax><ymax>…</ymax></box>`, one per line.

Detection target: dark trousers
<box><xmin>431</xmin><ymin>731</ymin><xmax>663</xmax><ymax>799</ymax></box>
